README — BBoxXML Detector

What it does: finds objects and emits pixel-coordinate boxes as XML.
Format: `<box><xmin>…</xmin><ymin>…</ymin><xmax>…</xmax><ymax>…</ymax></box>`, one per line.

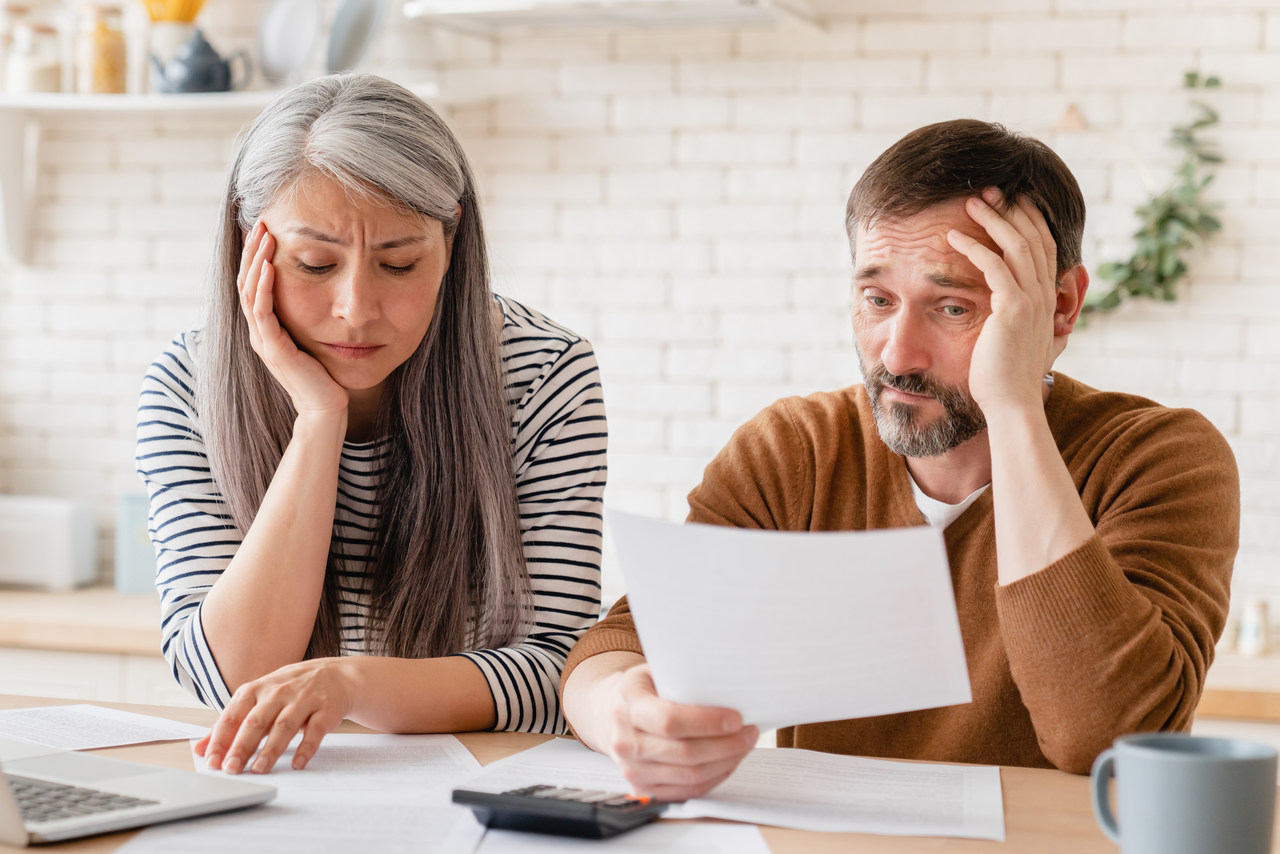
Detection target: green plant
<box><xmin>1082</xmin><ymin>71</ymin><xmax>1223</xmax><ymax>318</ymax></box>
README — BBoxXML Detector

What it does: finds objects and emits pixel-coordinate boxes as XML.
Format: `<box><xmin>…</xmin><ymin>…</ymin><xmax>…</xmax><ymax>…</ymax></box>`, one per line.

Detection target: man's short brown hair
<box><xmin>846</xmin><ymin>119</ymin><xmax>1086</xmax><ymax>277</ymax></box>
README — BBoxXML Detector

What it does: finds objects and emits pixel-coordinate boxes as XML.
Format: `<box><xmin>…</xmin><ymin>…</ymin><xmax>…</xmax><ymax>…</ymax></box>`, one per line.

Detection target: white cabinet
<box><xmin>0</xmin><ymin>647</ymin><xmax>201</xmax><ymax>707</ymax></box>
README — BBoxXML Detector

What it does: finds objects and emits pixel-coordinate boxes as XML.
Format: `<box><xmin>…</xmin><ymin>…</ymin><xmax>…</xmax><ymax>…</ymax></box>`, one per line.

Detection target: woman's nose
<box><xmin>332</xmin><ymin>271</ymin><xmax>380</xmax><ymax>326</ymax></box>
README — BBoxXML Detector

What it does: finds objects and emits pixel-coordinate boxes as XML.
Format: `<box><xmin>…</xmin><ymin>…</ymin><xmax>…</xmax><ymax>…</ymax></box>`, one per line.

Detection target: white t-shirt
<box><xmin>909</xmin><ymin>474</ymin><xmax>988</xmax><ymax>529</ymax></box>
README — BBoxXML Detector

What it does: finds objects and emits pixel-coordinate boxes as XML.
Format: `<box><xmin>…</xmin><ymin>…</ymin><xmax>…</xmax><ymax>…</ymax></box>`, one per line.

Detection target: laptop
<box><xmin>0</xmin><ymin>737</ymin><xmax>275</xmax><ymax>846</ymax></box>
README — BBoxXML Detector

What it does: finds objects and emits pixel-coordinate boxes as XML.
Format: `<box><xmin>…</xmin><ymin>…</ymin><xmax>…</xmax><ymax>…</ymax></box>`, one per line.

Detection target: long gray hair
<box><xmin>198</xmin><ymin>73</ymin><xmax>530</xmax><ymax>660</ymax></box>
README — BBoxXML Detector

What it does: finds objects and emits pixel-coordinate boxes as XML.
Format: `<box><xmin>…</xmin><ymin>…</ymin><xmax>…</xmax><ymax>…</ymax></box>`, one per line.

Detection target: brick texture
<box><xmin>1</xmin><ymin>0</ymin><xmax>1277</xmax><ymax>621</ymax></box>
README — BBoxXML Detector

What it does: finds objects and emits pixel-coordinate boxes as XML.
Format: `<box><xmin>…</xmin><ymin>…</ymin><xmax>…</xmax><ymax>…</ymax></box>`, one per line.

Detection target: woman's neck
<box><xmin>346</xmin><ymin>386</ymin><xmax>382</xmax><ymax>443</ymax></box>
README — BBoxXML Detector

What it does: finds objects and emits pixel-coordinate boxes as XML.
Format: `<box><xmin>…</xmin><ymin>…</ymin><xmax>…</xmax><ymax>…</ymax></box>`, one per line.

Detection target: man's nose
<box><xmin>332</xmin><ymin>269</ymin><xmax>380</xmax><ymax>326</ymax></box>
<box><xmin>879</xmin><ymin>311</ymin><xmax>930</xmax><ymax>378</ymax></box>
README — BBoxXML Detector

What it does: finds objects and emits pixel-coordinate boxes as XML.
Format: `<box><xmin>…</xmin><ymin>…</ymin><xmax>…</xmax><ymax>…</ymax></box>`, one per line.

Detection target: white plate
<box><xmin>326</xmin><ymin>0</ymin><xmax>391</xmax><ymax>74</ymax></box>
<box><xmin>258</xmin><ymin>0</ymin><xmax>322</xmax><ymax>84</ymax></box>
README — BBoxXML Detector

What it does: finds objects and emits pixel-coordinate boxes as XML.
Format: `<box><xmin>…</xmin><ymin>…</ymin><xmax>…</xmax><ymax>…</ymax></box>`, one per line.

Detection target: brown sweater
<box><xmin>563</xmin><ymin>373</ymin><xmax>1240</xmax><ymax>774</ymax></box>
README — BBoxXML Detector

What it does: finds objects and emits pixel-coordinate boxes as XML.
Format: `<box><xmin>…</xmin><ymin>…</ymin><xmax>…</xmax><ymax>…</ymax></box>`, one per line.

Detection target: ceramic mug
<box><xmin>1091</xmin><ymin>733</ymin><xmax>1277</xmax><ymax>854</ymax></box>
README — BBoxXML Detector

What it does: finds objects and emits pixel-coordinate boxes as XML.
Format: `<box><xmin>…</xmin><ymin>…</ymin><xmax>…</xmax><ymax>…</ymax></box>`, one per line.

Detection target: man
<box><xmin>559</xmin><ymin>119</ymin><xmax>1240</xmax><ymax>800</ymax></box>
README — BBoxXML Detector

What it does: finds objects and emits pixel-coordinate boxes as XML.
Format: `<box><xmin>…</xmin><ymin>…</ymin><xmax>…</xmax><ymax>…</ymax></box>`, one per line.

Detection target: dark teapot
<box><xmin>151</xmin><ymin>28</ymin><xmax>251</xmax><ymax>94</ymax></box>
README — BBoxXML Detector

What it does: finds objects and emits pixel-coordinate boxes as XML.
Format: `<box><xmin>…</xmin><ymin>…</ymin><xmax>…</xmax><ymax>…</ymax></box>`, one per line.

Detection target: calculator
<box><xmin>451</xmin><ymin>784</ymin><xmax>669</xmax><ymax>839</ymax></box>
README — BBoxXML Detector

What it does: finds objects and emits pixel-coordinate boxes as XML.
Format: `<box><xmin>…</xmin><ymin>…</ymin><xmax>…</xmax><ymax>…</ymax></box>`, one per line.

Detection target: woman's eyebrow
<box><xmin>284</xmin><ymin>226</ymin><xmax>429</xmax><ymax>250</ymax></box>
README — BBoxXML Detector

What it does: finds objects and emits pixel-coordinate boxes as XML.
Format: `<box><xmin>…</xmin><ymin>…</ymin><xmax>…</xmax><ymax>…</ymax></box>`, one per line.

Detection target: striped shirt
<box><xmin>135</xmin><ymin>295</ymin><xmax>607</xmax><ymax>734</ymax></box>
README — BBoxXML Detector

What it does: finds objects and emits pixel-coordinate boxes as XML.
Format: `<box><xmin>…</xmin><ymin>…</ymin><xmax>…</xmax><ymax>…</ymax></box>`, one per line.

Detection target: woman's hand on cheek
<box><xmin>194</xmin><ymin>657</ymin><xmax>354</xmax><ymax>775</ymax></box>
<box><xmin>238</xmin><ymin>221</ymin><xmax>350</xmax><ymax>421</ymax></box>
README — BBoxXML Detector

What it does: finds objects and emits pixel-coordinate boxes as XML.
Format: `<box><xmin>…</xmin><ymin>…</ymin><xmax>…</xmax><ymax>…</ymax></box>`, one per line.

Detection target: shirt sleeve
<box><xmin>994</xmin><ymin>407</ymin><xmax>1239</xmax><ymax>774</ymax></box>
<box><xmin>134</xmin><ymin>335</ymin><xmax>237</xmax><ymax>710</ymax></box>
<box><xmin>459</xmin><ymin>336</ymin><xmax>607</xmax><ymax>734</ymax></box>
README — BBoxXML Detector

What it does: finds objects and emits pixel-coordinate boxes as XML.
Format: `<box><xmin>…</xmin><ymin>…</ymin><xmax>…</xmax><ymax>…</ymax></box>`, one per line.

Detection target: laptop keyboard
<box><xmin>7</xmin><ymin>774</ymin><xmax>159</xmax><ymax>824</ymax></box>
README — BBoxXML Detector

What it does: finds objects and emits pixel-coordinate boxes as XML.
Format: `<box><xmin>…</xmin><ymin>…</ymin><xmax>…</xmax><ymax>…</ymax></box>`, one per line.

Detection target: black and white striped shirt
<box><xmin>136</xmin><ymin>295</ymin><xmax>606</xmax><ymax>734</ymax></box>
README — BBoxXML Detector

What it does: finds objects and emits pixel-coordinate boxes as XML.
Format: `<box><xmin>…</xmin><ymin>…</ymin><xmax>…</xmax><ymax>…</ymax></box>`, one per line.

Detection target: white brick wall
<box><xmin>2</xmin><ymin>0</ymin><xmax>1279</xmax><ymax>623</ymax></box>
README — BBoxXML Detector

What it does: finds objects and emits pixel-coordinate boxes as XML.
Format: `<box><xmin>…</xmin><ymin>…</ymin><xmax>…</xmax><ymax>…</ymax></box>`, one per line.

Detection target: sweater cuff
<box><xmin>559</xmin><ymin>627</ymin><xmax>645</xmax><ymax>695</ymax></box>
<box><xmin>995</xmin><ymin>534</ymin><xmax>1147</xmax><ymax>654</ymax></box>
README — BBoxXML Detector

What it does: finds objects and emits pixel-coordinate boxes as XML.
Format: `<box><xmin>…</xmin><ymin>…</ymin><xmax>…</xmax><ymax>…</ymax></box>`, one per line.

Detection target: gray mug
<box><xmin>1091</xmin><ymin>733</ymin><xmax>1277</xmax><ymax>854</ymax></box>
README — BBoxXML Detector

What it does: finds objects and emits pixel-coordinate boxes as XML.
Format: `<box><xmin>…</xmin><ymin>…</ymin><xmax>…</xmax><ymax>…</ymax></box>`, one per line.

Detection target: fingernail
<box><xmin>251</xmin><ymin>758</ymin><xmax>267</xmax><ymax>774</ymax></box>
<box><xmin>206</xmin><ymin>753</ymin><xmax>221</xmax><ymax>768</ymax></box>
<box><xmin>292</xmin><ymin>753</ymin><xmax>308</xmax><ymax>770</ymax></box>
<box><xmin>224</xmin><ymin>756</ymin><xmax>242</xmax><ymax>774</ymax></box>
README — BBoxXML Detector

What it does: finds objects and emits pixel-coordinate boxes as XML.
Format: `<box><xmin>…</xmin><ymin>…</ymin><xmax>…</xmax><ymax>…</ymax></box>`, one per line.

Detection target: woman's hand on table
<box><xmin>196</xmin><ymin>657</ymin><xmax>354</xmax><ymax>774</ymax></box>
<box><xmin>591</xmin><ymin>663</ymin><xmax>757</xmax><ymax>802</ymax></box>
<box><xmin>239</xmin><ymin>220</ymin><xmax>349</xmax><ymax>421</ymax></box>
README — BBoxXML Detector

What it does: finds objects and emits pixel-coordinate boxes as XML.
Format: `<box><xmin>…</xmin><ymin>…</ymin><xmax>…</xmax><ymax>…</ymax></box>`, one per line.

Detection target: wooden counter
<box><xmin>0</xmin><ymin>587</ymin><xmax>161</xmax><ymax>658</ymax></box>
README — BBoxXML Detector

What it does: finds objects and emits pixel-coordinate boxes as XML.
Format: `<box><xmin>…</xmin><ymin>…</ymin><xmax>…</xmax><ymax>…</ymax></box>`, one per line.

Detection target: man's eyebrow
<box><xmin>285</xmin><ymin>226</ymin><xmax>429</xmax><ymax>251</ymax></box>
<box><xmin>854</xmin><ymin>265</ymin><xmax>882</xmax><ymax>281</ymax></box>
<box><xmin>928</xmin><ymin>272</ymin><xmax>986</xmax><ymax>291</ymax></box>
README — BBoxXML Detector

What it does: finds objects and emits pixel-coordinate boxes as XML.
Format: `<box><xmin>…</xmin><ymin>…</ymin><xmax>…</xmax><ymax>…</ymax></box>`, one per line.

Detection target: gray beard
<box><xmin>856</xmin><ymin>349</ymin><xmax>987</xmax><ymax>458</ymax></box>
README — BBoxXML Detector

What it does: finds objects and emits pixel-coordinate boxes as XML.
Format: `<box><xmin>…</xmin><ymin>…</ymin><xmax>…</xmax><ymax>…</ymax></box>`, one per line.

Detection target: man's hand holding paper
<box><xmin>609</xmin><ymin>511</ymin><xmax>972</xmax><ymax>732</ymax></box>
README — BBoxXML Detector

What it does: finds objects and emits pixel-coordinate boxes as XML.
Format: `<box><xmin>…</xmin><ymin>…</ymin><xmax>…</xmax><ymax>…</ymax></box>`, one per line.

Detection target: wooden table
<box><xmin>0</xmin><ymin>694</ymin><xmax>1131</xmax><ymax>853</ymax></box>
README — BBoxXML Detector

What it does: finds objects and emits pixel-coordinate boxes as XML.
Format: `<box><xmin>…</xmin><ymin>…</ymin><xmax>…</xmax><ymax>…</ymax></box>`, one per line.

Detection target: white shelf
<box><xmin>0</xmin><ymin>80</ymin><xmax>439</xmax><ymax>265</ymax></box>
<box><xmin>0</xmin><ymin>88</ymin><xmax>283</xmax><ymax>113</ymax></box>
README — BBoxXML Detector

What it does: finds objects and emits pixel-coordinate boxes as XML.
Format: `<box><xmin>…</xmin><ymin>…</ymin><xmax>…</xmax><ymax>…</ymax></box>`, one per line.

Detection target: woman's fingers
<box><xmin>248</xmin><ymin>703</ymin><xmax>310</xmax><ymax>774</ymax></box>
<box><xmin>202</xmin><ymin>696</ymin><xmax>251</xmax><ymax>771</ymax></box>
<box><xmin>292</xmin><ymin>713</ymin><xmax>334</xmax><ymax>770</ymax></box>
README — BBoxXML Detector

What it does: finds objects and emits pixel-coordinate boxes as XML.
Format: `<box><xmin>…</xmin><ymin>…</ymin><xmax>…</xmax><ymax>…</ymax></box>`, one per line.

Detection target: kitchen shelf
<box><xmin>0</xmin><ymin>80</ymin><xmax>439</xmax><ymax>265</ymax></box>
<box><xmin>0</xmin><ymin>89</ymin><xmax>282</xmax><ymax>113</ymax></box>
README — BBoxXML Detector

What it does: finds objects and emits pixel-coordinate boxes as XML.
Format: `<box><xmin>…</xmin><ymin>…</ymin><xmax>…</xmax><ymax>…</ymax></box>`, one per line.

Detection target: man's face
<box><xmin>851</xmin><ymin>198</ymin><xmax>997</xmax><ymax>459</ymax></box>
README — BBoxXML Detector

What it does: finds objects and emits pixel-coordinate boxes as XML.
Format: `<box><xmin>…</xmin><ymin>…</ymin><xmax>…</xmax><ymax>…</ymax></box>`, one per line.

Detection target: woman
<box><xmin>135</xmin><ymin>74</ymin><xmax>606</xmax><ymax>775</ymax></box>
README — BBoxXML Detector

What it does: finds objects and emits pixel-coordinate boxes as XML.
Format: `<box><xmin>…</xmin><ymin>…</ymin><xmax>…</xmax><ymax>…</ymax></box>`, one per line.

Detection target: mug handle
<box><xmin>1090</xmin><ymin>748</ymin><xmax>1122</xmax><ymax>843</ymax></box>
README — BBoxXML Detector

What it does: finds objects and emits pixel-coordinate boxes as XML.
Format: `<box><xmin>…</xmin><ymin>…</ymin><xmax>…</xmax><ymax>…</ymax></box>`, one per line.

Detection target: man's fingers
<box><xmin>615</xmin><ymin>725</ymin><xmax>759</xmax><ymax>767</ymax></box>
<box><xmin>964</xmin><ymin>194</ymin><xmax>1040</xmax><ymax>295</ymax></box>
<box><xmin>626</xmin><ymin>691</ymin><xmax>744</xmax><ymax>740</ymax></box>
<box><xmin>621</xmin><ymin>752</ymin><xmax>749</xmax><ymax>800</ymax></box>
<box><xmin>946</xmin><ymin>230</ymin><xmax>1020</xmax><ymax>302</ymax></box>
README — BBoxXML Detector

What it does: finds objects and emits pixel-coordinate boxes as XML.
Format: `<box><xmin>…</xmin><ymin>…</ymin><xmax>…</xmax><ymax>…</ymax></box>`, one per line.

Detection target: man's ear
<box><xmin>1054</xmin><ymin>265</ymin><xmax>1089</xmax><ymax>338</ymax></box>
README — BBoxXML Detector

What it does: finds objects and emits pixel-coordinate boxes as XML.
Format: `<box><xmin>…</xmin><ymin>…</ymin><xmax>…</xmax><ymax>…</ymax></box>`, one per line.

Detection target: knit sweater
<box><xmin>563</xmin><ymin>372</ymin><xmax>1239</xmax><ymax>774</ymax></box>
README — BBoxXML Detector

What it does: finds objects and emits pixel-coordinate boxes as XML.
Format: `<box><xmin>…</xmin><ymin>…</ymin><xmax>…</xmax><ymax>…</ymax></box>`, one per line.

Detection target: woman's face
<box><xmin>257</xmin><ymin>174</ymin><xmax>451</xmax><ymax>410</ymax></box>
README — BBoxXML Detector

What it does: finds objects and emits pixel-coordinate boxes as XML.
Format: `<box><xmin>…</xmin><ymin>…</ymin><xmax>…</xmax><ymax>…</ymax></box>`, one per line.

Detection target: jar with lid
<box><xmin>74</xmin><ymin>2</ymin><xmax>125</xmax><ymax>94</ymax></box>
<box><xmin>0</xmin><ymin>5</ymin><xmax>30</xmax><ymax>90</ymax></box>
<box><xmin>6</xmin><ymin>21</ymin><xmax>60</xmax><ymax>93</ymax></box>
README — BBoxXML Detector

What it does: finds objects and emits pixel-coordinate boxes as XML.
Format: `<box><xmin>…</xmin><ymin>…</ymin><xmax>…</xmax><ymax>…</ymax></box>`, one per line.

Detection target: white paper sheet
<box><xmin>116</xmin><ymin>734</ymin><xmax>486</xmax><ymax>854</ymax></box>
<box><xmin>478</xmin><ymin>822</ymin><xmax>771</xmax><ymax>853</ymax></box>
<box><xmin>608</xmin><ymin>510</ymin><xmax>972</xmax><ymax>731</ymax></box>
<box><xmin>671</xmin><ymin>747</ymin><xmax>1006</xmax><ymax>841</ymax></box>
<box><xmin>459</xmin><ymin>739</ymin><xmax>1005</xmax><ymax>841</ymax></box>
<box><xmin>0</xmin><ymin>704</ymin><xmax>207</xmax><ymax>749</ymax></box>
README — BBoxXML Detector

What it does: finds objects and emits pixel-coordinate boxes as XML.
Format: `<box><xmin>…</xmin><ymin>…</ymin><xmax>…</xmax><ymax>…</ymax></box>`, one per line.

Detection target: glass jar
<box><xmin>0</xmin><ymin>4</ymin><xmax>31</xmax><ymax>91</ymax></box>
<box><xmin>74</xmin><ymin>2</ymin><xmax>125</xmax><ymax>94</ymax></box>
<box><xmin>5</xmin><ymin>21</ymin><xmax>60</xmax><ymax>93</ymax></box>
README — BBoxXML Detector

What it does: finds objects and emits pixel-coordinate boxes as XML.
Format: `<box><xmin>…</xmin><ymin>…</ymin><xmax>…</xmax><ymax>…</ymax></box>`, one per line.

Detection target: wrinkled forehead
<box><xmin>853</xmin><ymin>198</ymin><xmax>1000</xmax><ymax>282</ymax></box>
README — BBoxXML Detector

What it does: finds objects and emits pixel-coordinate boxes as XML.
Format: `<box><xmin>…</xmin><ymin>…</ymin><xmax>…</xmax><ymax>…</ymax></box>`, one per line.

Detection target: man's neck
<box><xmin>905</xmin><ymin>435</ymin><xmax>993</xmax><ymax>505</ymax></box>
<box><xmin>905</xmin><ymin>377</ymin><xmax>1054</xmax><ymax>505</ymax></box>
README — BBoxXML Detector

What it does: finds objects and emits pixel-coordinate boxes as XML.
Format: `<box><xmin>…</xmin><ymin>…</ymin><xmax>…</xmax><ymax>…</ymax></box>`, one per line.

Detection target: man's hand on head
<box><xmin>946</xmin><ymin>187</ymin><xmax>1060</xmax><ymax>419</ymax></box>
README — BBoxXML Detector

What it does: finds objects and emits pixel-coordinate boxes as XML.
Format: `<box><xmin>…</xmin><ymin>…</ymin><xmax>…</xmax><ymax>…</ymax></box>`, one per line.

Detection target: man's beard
<box><xmin>855</xmin><ymin>348</ymin><xmax>987</xmax><ymax>458</ymax></box>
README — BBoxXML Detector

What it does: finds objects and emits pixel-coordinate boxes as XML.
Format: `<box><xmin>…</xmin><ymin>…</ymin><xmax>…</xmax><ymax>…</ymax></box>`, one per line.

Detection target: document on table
<box><xmin>116</xmin><ymin>734</ymin><xmax>486</xmax><ymax>854</ymax></box>
<box><xmin>478</xmin><ymin>822</ymin><xmax>770</xmax><ymax>853</ymax></box>
<box><xmin>608</xmin><ymin>510</ymin><xmax>972</xmax><ymax>730</ymax></box>
<box><xmin>459</xmin><ymin>738</ymin><xmax>1005</xmax><ymax>841</ymax></box>
<box><xmin>0</xmin><ymin>704</ymin><xmax>207</xmax><ymax>749</ymax></box>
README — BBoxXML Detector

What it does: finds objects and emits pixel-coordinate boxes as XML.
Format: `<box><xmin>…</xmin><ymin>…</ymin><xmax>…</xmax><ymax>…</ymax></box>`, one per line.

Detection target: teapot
<box><xmin>151</xmin><ymin>27</ymin><xmax>251</xmax><ymax>94</ymax></box>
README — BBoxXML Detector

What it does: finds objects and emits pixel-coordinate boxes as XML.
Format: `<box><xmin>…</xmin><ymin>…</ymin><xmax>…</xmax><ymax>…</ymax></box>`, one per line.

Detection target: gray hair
<box><xmin>198</xmin><ymin>73</ymin><xmax>530</xmax><ymax>661</ymax></box>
